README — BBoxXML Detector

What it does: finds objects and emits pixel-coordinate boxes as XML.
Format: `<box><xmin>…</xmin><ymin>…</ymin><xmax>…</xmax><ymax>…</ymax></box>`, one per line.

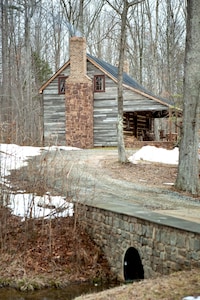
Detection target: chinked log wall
<box><xmin>77</xmin><ymin>203</ymin><xmax>200</xmax><ymax>281</ymax></box>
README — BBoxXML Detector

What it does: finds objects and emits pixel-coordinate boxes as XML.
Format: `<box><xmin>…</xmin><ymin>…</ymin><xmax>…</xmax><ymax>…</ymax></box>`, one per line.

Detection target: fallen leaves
<box><xmin>0</xmin><ymin>208</ymin><xmax>113</xmax><ymax>289</ymax></box>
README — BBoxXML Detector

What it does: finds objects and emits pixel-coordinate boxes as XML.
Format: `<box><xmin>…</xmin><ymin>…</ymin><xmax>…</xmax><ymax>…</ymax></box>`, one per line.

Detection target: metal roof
<box><xmin>87</xmin><ymin>53</ymin><xmax>173</xmax><ymax>106</ymax></box>
<box><xmin>40</xmin><ymin>52</ymin><xmax>174</xmax><ymax>108</ymax></box>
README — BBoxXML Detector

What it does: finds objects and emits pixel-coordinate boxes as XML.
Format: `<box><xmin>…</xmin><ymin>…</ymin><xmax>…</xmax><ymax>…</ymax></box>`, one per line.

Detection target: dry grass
<box><xmin>0</xmin><ymin>208</ymin><xmax>114</xmax><ymax>291</ymax></box>
<box><xmin>75</xmin><ymin>269</ymin><xmax>200</xmax><ymax>300</ymax></box>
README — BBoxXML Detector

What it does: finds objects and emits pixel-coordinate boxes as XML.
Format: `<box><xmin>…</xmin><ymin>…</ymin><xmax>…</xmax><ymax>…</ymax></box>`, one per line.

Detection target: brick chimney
<box><xmin>65</xmin><ymin>37</ymin><xmax>93</xmax><ymax>148</ymax></box>
<box><xmin>67</xmin><ymin>37</ymin><xmax>91</xmax><ymax>83</ymax></box>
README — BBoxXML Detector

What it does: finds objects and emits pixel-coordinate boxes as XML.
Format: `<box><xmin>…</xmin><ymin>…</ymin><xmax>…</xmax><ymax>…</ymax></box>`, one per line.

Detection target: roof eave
<box><xmin>39</xmin><ymin>60</ymin><xmax>70</xmax><ymax>94</ymax></box>
<box><xmin>87</xmin><ymin>55</ymin><xmax>118</xmax><ymax>84</ymax></box>
<box><xmin>122</xmin><ymin>83</ymin><xmax>173</xmax><ymax>108</ymax></box>
<box><xmin>87</xmin><ymin>55</ymin><xmax>173</xmax><ymax>108</ymax></box>
<box><xmin>39</xmin><ymin>54</ymin><xmax>182</xmax><ymax>114</ymax></box>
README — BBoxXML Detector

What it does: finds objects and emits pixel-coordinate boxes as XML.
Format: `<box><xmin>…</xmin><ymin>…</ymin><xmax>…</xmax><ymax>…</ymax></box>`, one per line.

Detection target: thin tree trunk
<box><xmin>117</xmin><ymin>1</ymin><xmax>128</xmax><ymax>163</ymax></box>
<box><xmin>106</xmin><ymin>0</ymin><xmax>144</xmax><ymax>162</ymax></box>
<box><xmin>1</xmin><ymin>0</ymin><xmax>10</xmax><ymax>123</ymax></box>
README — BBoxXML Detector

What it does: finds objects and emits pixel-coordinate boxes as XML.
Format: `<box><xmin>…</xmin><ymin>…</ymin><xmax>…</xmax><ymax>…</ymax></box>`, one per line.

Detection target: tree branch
<box><xmin>128</xmin><ymin>0</ymin><xmax>144</xmax><ymax>7</ymax></box>
<box><xmin>105</xmin><ymin>0</ymin><xmax>144</xmax><ymax>15</ymax></box>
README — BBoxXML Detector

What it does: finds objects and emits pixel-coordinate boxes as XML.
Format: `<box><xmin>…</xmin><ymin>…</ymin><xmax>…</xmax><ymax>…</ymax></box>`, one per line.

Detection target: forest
<box><xmin>0</xmin><ymin>0</ymin><xmax>186</xmax><ymax>145</ymax></box>
<box><xmin>0</xmin><ymin>2</ymin><xmax>199</xmax><ymax>295</ymax></box>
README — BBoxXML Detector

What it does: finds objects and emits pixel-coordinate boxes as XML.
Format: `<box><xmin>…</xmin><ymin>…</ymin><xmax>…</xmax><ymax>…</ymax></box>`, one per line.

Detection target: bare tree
<box><xmin>126</xmin><ymin>0</ymin><xmax>186</xmax><ymax>100</ymax></box>
<box><xmin>60</xmin><ymin>0</ymin><xmax>105</xmax><ymax>40</ymax></box>
<box><xmin>0</xmin><ymin>0</ymin><xmax>10</xmax><ymax>125</ymax></box>
<box><xmin>86</xmin><ymin>5</ymin><xmax>120</xmax><ymax>65</ymax></box>
<box><xmin>0</xmin><ymin>0</ymin><xmax>188</xmax><ymax>148</ymax></box>
<box><xmin>0</xmin><ymin>0</ymin><xmax>47</xmax><ymax>145</ymax></box>
<box><xmin>105</xmin><ymin>0</ymin><xmax>143</xmax><ymax>163</ymax></box>
<box><xmin>127</xmin><ymin>1</ymin><xmax>146</xmax><ymax>85</ymax></box>
<box><xmin>175</xmin><ymin>0</ymin><xmax>200</xmax><ymax>195</ymax></box>
<box><xmin>60</xmin><ymin>0</ymin><xmax>87</xmax><ymax>36</ymax></box>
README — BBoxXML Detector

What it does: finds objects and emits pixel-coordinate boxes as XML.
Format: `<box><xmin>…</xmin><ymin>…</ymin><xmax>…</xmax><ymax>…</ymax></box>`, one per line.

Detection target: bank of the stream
<box><xmin>75</xmin><ymin>268</ymin><xmax>200</xmax><ymax>300</ymax></box>
<box><xmin>0</xmin><ymin>205</ymin><xmax>117</xmax><ymax>292</ymax></box>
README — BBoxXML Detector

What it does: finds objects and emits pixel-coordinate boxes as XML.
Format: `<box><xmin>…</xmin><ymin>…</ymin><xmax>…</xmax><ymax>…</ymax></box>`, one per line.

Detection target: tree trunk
<box><xmin>175</xmin><ymin>0</ymin><xmax>200</xmax><ymax>195</ymax></box>
<box><xmin>117</xmin><ymin>1</ymin><xmax>128</xmax><ymax>163</ymax></box>
<box><xmin>1</xmin><ymin>0</ymin><xmax>10</xmax><ymax>122</ymax></box>
<box><xmin>106</xmin><ymin>0</ymin><xmax>144</xmax><ymax>162</ymax></box>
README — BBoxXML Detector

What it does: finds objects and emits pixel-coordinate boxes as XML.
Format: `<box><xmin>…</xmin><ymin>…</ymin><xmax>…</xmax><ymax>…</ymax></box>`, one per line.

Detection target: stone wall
<box><xmin>76</xmin><ymin>203</ymin><xmax>200</xmax><ymax>281</ymax></box>
<box><xmin>65</xmin><ymin>81</ymin><xmax>93</xmax><ymax>148</ymax></box>
<box><xmin>65</xmin><ymin>37</ymin><xmax>94</xmax><ymax>148</ymax></box>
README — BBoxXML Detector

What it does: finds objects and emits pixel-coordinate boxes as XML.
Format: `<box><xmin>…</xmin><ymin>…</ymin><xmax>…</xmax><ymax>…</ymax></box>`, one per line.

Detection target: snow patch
<box><xmin>128</xmin><ymin>146</ymin><xmax>179</xmax><ymax>165</ymax></box>
<box><xmin>0</xmin><ymin>143</ymin><xmax>80</xmax><ymax>178</ymax></box>
<box><xmin>0</xmin><ymin>143</ymin><xmax>79</xmax><ymax>219</ymax></box>
<box><xmin>182</xmin><ymin>297</ymin><xmax>200</xmax><ymax>300</ymax></box>
<box><xmin>6</xmin><ymin>193</ymin><xmax>73</xmax><ymax>219</ymax></box>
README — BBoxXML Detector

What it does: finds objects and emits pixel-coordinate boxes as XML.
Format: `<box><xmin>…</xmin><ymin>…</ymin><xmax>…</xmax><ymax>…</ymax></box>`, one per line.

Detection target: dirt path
<box><xmin>11</xmin><ymin>147</ymin><xmax>200</xmax><ymax>224</ymax></box>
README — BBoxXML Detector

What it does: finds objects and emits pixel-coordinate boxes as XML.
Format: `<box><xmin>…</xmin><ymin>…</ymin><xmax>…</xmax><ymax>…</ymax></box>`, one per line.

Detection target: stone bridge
<box><xmin>76</xmin><ymin>202</ymin><xmax>200</xmax><ymax>282</ymax></box>
<box><xmin>51</xmin><ymin>148</ymin><xmax>200</xmax><ymax>282</ymax></box>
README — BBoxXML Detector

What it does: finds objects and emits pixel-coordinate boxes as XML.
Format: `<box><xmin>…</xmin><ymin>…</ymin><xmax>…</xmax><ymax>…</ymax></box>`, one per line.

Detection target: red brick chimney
<box><xmin>65</xmin><ymin>37</ymin><xmax>93</xmax><ymax>148</ymax></box>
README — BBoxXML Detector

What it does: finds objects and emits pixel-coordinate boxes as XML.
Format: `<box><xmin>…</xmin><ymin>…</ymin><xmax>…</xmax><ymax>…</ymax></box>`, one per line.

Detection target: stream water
<box><xmin>0</xmin><ymin>282</ymin><xmax>118</xmax><ymax>299</ymax></box>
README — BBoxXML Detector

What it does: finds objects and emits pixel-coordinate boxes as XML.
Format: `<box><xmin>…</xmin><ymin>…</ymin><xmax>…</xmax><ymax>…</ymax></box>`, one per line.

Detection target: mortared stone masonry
<box><xmin>65</xmin><ymin>37</ymin><xmax>93</xmax><ymax>148</ymax></box>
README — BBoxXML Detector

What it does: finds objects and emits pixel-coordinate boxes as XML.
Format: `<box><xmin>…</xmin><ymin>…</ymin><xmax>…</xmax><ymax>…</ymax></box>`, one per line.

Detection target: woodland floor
<box><xmin>0</xmin><ymin>205</ymin><xmax>114</xmax><ymax>291</ymax></box>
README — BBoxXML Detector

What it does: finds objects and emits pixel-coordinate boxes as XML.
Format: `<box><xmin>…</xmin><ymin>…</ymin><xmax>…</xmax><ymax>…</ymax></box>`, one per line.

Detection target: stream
<box><xmin>0</xmin><ymin>282</ymin><xmax>118</xmax><ymax>299</ymax></box>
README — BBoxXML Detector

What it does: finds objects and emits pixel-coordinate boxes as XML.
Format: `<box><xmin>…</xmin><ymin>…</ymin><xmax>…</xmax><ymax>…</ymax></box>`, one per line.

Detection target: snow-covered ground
<box><xmin>7</xmin><ymin>192</ymin><xmax>74</xmax><ymax>220</ymax></box>
<box><xmin>128</xmin><ymin>145</ymin><xmax>179</xmax><ymax>165</ymax></box>
<box><xmin>128</xmin><ymin>144</ymin><xmax>200</xmax><ymax>164</ymax></box>
<box><xmin>0</xmin><ymin>144</ymin><xmax>79</xmax><ymax>219</ymax></box>
<box><xmin>182</xmin><ymin>297</ymin><xmax>200</xmax><ymax>300</ymax></box>
<box><xmin>0</xmin><ymin>143</ymin><xmax>79</xmax><ymax>178</ymax></box>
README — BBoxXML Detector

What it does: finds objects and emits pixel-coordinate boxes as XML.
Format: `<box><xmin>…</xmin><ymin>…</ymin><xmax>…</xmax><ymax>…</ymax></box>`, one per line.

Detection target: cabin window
<box><xmin>94</xmin><ymin>75</ymin><xmax>105</xmax><ymax>92</ymax></box>
<box><xmin>58</xmin><ymin>76</ymin><xmax>68</xmax><ymax>94</ymax></box>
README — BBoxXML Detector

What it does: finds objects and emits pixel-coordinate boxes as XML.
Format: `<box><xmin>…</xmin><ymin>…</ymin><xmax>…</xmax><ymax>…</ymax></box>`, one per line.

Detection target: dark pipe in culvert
<box><xmin>124</xmin><ymin>247</ymin><xmax>144</xmax><ymax>282</ymax></box>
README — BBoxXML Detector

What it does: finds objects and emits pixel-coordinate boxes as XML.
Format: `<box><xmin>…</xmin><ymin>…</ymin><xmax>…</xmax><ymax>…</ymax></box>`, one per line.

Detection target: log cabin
<box><xmin>39</xmin><ymin>37</ymin><xmax>178</xmax><ymax>148</ymax></box>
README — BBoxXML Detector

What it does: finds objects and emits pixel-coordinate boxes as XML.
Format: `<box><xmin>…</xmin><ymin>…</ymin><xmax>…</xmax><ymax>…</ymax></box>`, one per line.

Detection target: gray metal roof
<box><xmin>87</xmin><ymin>53</ymin><xmax>173</xmax><ymax>106</ymax></box>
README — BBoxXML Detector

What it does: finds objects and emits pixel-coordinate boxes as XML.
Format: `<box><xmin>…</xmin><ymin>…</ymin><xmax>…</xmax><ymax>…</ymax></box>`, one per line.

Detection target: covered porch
<box><xmin>123</xmin><ymin>109</ymin><xmax>182</xmax><ymax>147</ymax></box>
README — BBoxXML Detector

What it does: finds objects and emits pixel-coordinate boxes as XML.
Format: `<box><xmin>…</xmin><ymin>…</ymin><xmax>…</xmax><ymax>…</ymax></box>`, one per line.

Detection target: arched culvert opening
<box><xmin>124</xmin><ymin>247</ymin><xmax>144</xmax><ymax>282</ymax></box>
